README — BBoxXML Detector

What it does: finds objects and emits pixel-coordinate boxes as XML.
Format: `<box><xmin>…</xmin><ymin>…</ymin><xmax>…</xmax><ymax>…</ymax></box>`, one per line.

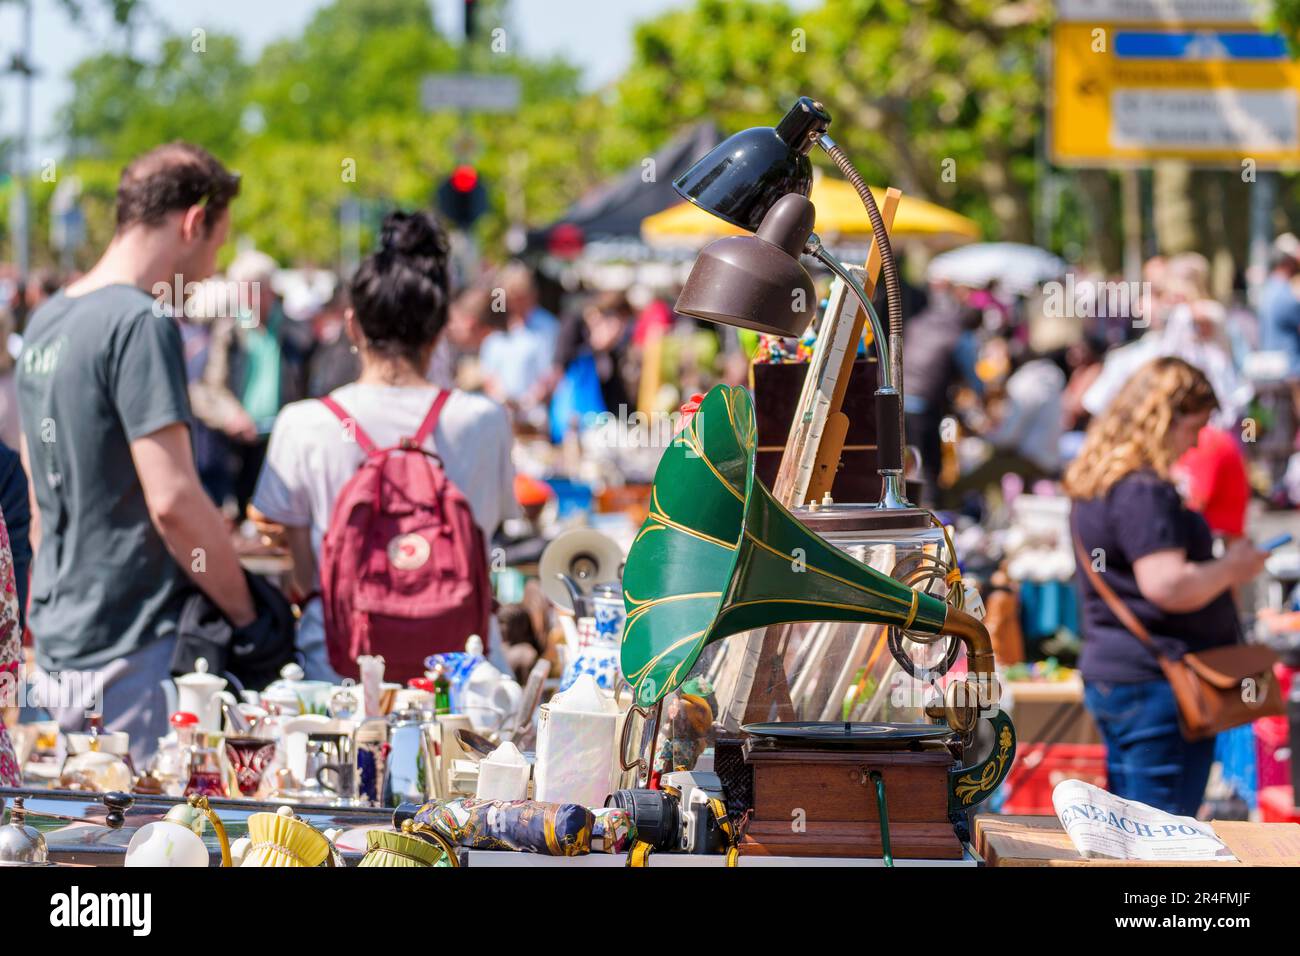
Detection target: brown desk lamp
<box><xmin>674</xmin><ymin>96</ymin><xmax>909</xmax><ymax>509</ymax></box>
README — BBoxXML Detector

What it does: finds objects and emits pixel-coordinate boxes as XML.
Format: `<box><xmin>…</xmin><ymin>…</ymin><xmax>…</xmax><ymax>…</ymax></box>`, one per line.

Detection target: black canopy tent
<box><xmin>526</xmin><ymin>122</ymin><xmax>722</xmax><ymax>255</ymax></box>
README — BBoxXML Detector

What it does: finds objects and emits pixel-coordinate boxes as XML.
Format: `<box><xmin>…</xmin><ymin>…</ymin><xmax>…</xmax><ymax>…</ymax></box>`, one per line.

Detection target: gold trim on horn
<box><xmin>743</xmin><ymin>531</ymin><xmax>914</xmax><ymax>610</ymax></box>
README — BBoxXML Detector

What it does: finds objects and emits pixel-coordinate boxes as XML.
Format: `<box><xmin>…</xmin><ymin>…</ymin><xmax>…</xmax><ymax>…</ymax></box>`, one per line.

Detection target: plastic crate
<box><xmin>1255</xmin><ymin>716</ymin><xmax>1291</xmax><ymax>791</ymax></box>
<box><xmin>1259</xmin><ymin>785</ymin><xmax>1300</xmax><ymax>823</ymax></box>
<box><xmin>1000</xmin><ymin>743</ymin><xmax>1107</xmax><ymax>815</ymax></box>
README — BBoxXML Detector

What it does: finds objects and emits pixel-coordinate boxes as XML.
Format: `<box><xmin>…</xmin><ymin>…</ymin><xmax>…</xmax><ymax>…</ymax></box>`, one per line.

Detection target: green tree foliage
<box><xmin>64</xmin><ymin>34</ymin><xmax>251</xmax><ymax>159</ymax></box>
<box><xmin>614</xmin><ymin>0</ymin><xmax>1047</xmax><ymax>241</ymax></box>
<box><xmin>1273</xmin><ymin>0</ymin><xmax>1300</xmax><ymax>39</ymax></box>
<box><xmin>47</xmin><ymin>0</ymin><xmax>606</xmax><ymax>266</ymax></box>
<box><xmin>40</xmin><ymin>0</ymin><xmax>1049</xmax><ymax>269</ymax></box>
<box><xmin>250</xmin><ymin>0</ymin><xmax>455</xmax><ymax>143</ymax></box>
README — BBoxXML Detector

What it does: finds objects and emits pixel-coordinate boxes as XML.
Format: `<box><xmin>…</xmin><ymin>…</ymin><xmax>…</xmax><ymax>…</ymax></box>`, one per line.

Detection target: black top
<box><xmin>554</xmin><ymin>312</ymin><xmax>632</xmax><ymax>413</ymax></box>
<box><xmin>1072</xmin><ymin>470</ymin><xmax>1240</xmax><ymax>683</ymax></box>
<box><xmin>900</xmin><ymin>295</ymin><xmax>964</xmax><ymax>413</ymax></box>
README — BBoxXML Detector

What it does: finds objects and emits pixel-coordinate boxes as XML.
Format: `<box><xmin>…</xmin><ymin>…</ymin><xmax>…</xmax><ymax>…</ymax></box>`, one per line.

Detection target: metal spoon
<box><xmin>454</xmin><ymin>729</ymin><xmax>496</xmax><ymax>762</ymax></box>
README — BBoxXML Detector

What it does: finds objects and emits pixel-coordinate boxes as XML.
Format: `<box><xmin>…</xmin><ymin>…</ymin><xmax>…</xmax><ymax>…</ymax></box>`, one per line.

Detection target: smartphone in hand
<box><xmin>1259</xmin><ymin>533</ymin><xmax>1293</xmax><ymax>553</ymax></box>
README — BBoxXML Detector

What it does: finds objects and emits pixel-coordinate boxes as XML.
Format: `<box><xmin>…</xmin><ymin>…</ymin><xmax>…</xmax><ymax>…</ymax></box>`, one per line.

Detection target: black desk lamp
<box><xmin>674</xmin><ymin>97</ymin><xmax>909</xmax><ymax>509</ymax></box>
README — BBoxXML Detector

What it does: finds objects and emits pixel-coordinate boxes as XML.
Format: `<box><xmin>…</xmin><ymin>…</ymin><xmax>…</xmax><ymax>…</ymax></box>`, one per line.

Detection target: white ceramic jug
<box><xmin>534</xmin><ymin>673</ymin><xmax>619</xmax><ymax>807</ymax></box>
<box><xmin>174</xmin><ymin>658</ymin><xmax>227</xmax><ymax>732</ymax></box>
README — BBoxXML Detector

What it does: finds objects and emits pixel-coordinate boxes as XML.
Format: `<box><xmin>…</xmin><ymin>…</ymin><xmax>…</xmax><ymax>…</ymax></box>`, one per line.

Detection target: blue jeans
<box><xmin>1083</xmin><ymin>678</ymin><xmax>1216</xmax><ymax>818</ymax></box>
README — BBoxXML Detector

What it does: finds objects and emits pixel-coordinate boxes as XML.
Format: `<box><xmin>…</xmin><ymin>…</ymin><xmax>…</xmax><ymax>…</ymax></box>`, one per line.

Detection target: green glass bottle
<box><xmin>432</xmin><ymin>664</ymin><xmax>452</xmax><ymax>716</ymax></box>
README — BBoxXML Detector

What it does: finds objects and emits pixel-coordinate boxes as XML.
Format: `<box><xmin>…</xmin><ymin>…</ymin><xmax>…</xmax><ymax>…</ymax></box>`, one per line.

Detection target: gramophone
<box><xmin>671</xmin><ymin>97</ymin><xmax>973</xmax><ymax>745</ymax></box>
<box><xmin>620</xmin><ymin>385</ymin><xmax>1015</xmax><ymax>860</ymax></box>
<box><xmin>620</xmin><ymin>97</ymin><xmax>1012</xmax><ymax>859</ymax></box>
<box><xmin>538</xmin><ymin>527</ymin><xmax>624</xmax><ymax>616</ymax></box>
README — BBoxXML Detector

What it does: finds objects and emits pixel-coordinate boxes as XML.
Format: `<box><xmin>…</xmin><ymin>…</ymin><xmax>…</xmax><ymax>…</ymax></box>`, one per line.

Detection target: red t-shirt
<box><xmin>1176</xmin><ymin>426</ymin><xmax>1250</xmax><ymax>537</ymax></box>
<box><xmin>633</xmin><ymin>299</ymin><xmax>674</xmax><ymax>346</ymax></box>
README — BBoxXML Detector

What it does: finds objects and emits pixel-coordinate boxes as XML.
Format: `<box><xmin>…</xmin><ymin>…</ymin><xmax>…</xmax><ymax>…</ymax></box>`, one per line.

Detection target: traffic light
<box><xmin>436</xmin><ymin>164</ymin><xmax>488</xmax><ymax>231</ymax></box>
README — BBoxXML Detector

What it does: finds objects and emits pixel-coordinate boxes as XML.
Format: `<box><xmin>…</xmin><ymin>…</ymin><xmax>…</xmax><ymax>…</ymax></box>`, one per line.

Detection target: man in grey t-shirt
<box><xmin>16</xmin><ymin>143</ymin><xmax>255</xmax><ymax>762</ymax></box>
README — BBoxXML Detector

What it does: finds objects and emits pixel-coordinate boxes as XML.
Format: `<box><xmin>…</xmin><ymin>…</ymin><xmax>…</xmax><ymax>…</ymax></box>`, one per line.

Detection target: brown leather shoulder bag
<box><xmin>1072</xmin><ymin>528</ymin><xmax>1283</xmax><ymax>741</ymax></box>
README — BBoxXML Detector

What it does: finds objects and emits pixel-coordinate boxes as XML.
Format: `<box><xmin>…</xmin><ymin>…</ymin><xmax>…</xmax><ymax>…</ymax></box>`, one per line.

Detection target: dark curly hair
<box><xmin>348</xmin><ymin>211</ymin><xmax>451</xmax><ymax>365</ymax></box>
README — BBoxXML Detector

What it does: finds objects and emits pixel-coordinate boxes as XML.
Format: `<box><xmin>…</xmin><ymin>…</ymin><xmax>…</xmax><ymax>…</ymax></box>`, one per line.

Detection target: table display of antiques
<box><xmin>5</xmin><ymin>95</ymin><xmax>1296</xmax><ymax>872</ymax></box>
<box><xmin>0</xmin><ymin>97</ymin><xmax>1017</xmax><ymax>868</ymax></box>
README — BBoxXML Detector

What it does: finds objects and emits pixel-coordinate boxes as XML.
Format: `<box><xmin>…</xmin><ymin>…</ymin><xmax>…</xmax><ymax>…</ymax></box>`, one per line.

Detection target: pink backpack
<box><xmin>318</xmin><ymin>391</ymin><xmax>492</xmax><ymax>683</ymax></box>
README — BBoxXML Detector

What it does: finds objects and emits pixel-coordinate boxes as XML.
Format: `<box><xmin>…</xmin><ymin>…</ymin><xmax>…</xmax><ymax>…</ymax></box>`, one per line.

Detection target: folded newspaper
<box><xmin>1051</xmin><ymin>779</ymin><xmax>1236</xmax><ymax>861</ymax></box>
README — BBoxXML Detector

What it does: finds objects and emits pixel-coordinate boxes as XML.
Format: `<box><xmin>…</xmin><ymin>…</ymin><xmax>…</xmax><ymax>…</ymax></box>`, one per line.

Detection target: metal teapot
<box><xmin>0</xmin><ymin>797</ymin><xmax>49</xmax><ymax>866</ymax></box>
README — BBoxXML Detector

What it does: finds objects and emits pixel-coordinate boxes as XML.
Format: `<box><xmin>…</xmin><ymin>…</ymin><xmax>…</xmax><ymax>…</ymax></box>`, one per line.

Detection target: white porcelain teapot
<box><xmin>173</xmin><ymin>657</ymin><xmax>227</xmax><ymax>732</ymax></box>
<box><xmin>459</xmin><ymin>637</ymin><xmax>523</xmax><ymax>734</ymax></box>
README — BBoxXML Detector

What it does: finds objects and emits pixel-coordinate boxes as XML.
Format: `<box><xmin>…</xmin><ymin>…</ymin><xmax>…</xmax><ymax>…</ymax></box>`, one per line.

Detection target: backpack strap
<box><xmin>404</xmin><ymin>389</ymin><xmax>451</xmax><ymax>451</ymax></box>
<box><xmin>319</xmin><ymin>396</ymin><xmax>378</xmax><ymax>456</ymax></box>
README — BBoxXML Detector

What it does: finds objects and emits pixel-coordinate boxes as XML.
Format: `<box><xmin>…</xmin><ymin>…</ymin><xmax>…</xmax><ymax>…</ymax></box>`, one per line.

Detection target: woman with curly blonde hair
<box><xmin>1066</xmin><ymin>356</ymin><xmax>1266</xmax><ymax>816</ymax></box>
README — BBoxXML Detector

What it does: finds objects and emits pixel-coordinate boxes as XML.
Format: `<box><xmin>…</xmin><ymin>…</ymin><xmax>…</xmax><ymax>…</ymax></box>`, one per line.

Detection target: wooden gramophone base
<box><xmin>740</xmin><ymin>745</ymin><xmax>963</xmax><ymax>860</ymax></box>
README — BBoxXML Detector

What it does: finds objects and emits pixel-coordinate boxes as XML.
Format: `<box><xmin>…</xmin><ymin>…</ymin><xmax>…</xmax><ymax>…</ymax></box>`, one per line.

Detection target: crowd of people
<box><xmin>0</xmin><ymin>139</ymin><xmax>1296</xmax><ymax>820</ymax></box>
<box><xmin>900</xmin><ymin>241</ymin><xmax>1300</xmax><ymax>817</ymax></box>
<box><xmin>0</xmin><ymin>141</ymin><xmax>732</xmax><ymax>773</ymax></box>
<box><xmin>902</xmin><ymin>249</ymin><xmax>1271</xmax><ymax>525</ymax></box>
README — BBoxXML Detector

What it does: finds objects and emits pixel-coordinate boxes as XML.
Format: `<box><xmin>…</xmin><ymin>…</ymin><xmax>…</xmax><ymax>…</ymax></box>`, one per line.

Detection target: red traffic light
<box><xmin>450</xmin><ymin>165</ymin><xmax>479</xmax><ymax>193</ymax></box>
<box><xmin>437</xmin><ymin>166</ymin><xmax>488</xmax><ymax>229</ymax></box>
<box><xmin>547</xmin><ymin>223</ymin><xmax>585</xmax><ymax>259</ymax></box>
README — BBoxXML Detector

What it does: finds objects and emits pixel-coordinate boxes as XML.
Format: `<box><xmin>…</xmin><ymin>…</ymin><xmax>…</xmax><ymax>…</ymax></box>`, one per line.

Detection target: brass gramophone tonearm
<box><xmin>924</xmin><ymin>606</ymin><xmax>1000</xmax><ymax>735</ymax></box>
<box><xmin>619</xmin><ymin>385</ymin><xmax>1016</xmax><ymax>815</ymax></box>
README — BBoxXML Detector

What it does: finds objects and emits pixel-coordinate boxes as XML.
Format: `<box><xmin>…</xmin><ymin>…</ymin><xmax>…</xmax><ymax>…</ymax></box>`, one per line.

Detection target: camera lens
<box><xmin>606</xmin><ymin>788</ymin><xmax>679</xmax><ymax>851</ymax></box>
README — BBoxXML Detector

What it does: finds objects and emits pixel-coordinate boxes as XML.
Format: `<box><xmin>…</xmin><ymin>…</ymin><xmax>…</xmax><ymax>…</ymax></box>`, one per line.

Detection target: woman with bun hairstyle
<box><xmin>252</xmin><ymin>212</ymin><xmax>517</xmax><ymax>680</ymax></box>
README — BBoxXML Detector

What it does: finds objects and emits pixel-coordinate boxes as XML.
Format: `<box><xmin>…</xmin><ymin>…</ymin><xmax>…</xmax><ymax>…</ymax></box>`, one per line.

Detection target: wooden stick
<box><xmin>774</xmin><ymin>279</ymin><xmax>856</xmax><ymax>507</ymax></box>
<box><xmin>729</xmin><ymin>189</ymin><xmax>903</xmax><ymax>728</ymax></box>
<box><xmin>769</xmin><ymin>281</ymin><xmax>845</xmax><ymax>505</ymax></box>
<box><xmin>804</xmin><ymin>188</ymin><xmax>902</xmax><ymax>504</ymax></box>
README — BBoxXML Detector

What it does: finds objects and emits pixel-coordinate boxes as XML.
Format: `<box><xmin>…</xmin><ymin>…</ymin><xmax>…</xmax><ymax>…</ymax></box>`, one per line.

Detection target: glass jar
<box><xmin>701</xmin><ymin>504</ymin><xmax>960</xmax><ymax>729</ymax></box>
<box><xmin>148</xmin><ymin>712</ymin><xmax>199</xmax><ymax>797</ymax></box>
<box><xmin>184</xmin><ymin>731</ymin><xmax>228</xmax><ymax>798</ymax></box>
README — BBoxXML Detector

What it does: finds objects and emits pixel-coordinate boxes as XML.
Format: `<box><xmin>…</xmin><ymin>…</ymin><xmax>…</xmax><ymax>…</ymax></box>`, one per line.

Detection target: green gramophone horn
<box><xmin>621</xmin><ymin>384</ymin><xmax>1015</xmax><ymax>812</ymax></box>
<box><xmin>621</xmin><ymin>384</ymin><xmax>951</xmax><ymax>708</ymax></box>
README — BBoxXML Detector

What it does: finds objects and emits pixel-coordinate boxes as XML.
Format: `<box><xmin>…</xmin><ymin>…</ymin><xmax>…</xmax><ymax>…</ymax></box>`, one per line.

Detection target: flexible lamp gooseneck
<box><xmin>673</xmin><ymin>96</ymin><xmax>909</xmax><ymax>509</ymax></box>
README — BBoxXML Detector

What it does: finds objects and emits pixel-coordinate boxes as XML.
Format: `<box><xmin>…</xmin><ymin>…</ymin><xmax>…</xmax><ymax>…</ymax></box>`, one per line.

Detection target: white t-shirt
<box><xmin>985</xmin><ymin>359</ymin><xmax>1066</xmax><ymax>472</ymax></box>
<box><xmin>253</xmin><ymin>383</ymin><xmax>517</xmax><ymax>679</ymax></box>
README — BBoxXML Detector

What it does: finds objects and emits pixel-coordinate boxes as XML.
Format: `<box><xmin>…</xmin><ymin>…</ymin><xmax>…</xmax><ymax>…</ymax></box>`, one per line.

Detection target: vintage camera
<box><xmin>606</xmin><ymin>770</ymin><xmax>729</xmax><ymax>855</ymax></box>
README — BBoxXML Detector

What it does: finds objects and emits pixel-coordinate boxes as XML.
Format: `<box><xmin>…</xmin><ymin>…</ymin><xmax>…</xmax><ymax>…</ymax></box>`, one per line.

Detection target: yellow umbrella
<box><xmin>642</xmin><ymin>174</ymin><xmax>980</xmax><ymax>247</ymax></box>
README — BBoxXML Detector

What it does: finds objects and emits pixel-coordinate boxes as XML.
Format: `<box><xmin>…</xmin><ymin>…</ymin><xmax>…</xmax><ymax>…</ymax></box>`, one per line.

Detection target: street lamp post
<box><xmin>5</xmin><ymin>0</ymin><xmax>36</xmax><ymax>283</ymax></box>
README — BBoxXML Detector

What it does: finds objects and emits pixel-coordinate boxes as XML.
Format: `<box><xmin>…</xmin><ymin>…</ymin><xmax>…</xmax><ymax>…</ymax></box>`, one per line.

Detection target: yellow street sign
<box><xmin>1051</xmin><ymin>22</ymin><xmax>1300</xmax><ymax>167</ymax></box>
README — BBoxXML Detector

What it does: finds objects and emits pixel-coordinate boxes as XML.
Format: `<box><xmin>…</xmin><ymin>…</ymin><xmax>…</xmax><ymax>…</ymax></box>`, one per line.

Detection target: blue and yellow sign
<box><xmin>1052</xmin><ymin>20</ymin><xmax>1300</xmax><ymax>167</ymax></box>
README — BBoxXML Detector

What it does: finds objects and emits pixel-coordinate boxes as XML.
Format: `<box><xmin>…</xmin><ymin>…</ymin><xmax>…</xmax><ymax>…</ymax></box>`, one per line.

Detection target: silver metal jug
<box><xmin>383</xmin><ymin>710</ymin><xmax>437</xmax><ymax>806</ymax></box>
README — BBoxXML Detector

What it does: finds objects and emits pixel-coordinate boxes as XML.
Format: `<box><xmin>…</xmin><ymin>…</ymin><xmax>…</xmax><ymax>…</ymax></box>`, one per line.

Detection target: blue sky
<box><xmin>0</xmin><ymin>0</ymin><xmax>816</xmax><ymax>157</ymax></box>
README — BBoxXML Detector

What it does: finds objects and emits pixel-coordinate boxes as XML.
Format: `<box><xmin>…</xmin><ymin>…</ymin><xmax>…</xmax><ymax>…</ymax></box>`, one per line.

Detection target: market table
<box><xmin>2</xmin><ymin>787</ymin><xmax>387</xmax><ymax>866</ymax></box>
<box><xmin>973</xmin><ymin>814</ymin><xmax>1300</xmax><ymax>867</ymax></box>
<box><xmin>459</xmin><ymin>848</ymin><xmax>980</xmax><ymax>867</ymax></box>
